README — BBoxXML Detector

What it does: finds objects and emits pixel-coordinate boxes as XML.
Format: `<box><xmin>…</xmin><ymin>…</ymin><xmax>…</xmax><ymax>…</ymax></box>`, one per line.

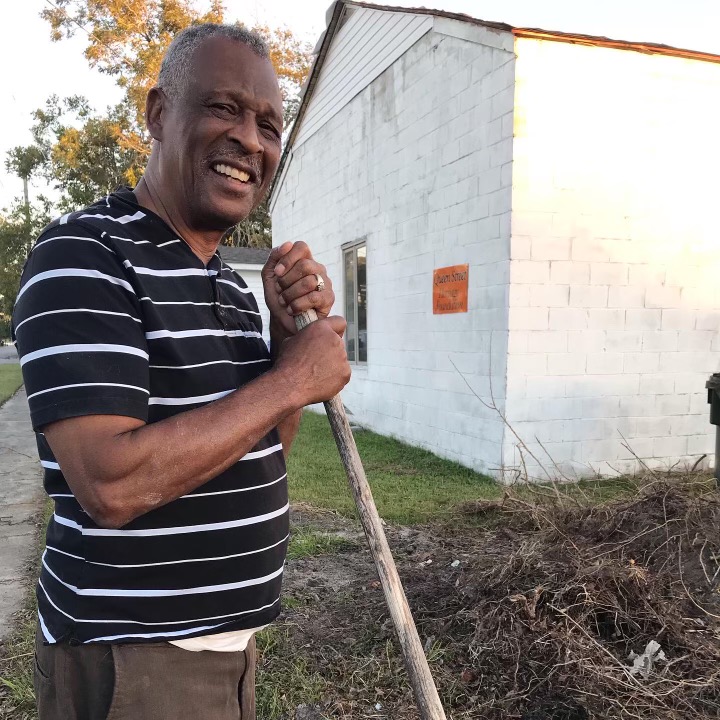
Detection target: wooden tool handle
<box><xmin>294</xmin><ymin>309</ymin><xmax>447</xmax><ymax>720</ymax></box>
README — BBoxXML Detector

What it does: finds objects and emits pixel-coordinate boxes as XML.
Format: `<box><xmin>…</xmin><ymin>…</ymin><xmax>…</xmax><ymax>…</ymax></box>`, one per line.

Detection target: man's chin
<box><xmin>196</xmin><ymin>198</ymin><xmax>256</xmax><ymax>231</ymax></box>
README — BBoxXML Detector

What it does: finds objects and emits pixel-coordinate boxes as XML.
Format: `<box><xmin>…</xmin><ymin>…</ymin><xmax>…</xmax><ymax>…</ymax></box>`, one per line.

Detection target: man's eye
<box><xmin>212</xmin><ymin>104</ymin><xmax>234</xmax><ymax>114</ymax></box>
<box><xmin>261</xmin><ymin>124</ymin><xmax>281</xmax><ymax>139</ymax></box>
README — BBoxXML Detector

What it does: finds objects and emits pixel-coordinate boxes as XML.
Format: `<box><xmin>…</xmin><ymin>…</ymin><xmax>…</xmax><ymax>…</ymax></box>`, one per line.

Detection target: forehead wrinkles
<box><xmin>191</xmin><ymin>39</ymin><xmax>280</xmax><ymax>95</ymax></box>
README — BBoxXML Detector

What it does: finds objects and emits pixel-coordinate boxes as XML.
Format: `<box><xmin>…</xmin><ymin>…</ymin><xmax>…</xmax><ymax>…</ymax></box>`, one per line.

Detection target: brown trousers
<box><xmin>34</xmin><ymin>625</ymin><xmax>256</xmax><ymax>720</ymax></box>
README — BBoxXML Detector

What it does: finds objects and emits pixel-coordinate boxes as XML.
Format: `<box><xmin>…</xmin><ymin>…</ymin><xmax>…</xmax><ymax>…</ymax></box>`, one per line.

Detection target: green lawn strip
<box><xmin>0</xmin><ymin>502</ymin><xmax>52</xmax><ymax>720</ymax></box>
<box><xmin>286</xmin><ymin>411</ymin><xmax>641</xmax><ymax>523</ymax></box>
<box><xmin>0</xmin><ymin>364</ymin><xmax>23</xmax><ymax>407</ymax></box>
<box><xmin>286</xmin><ymin>411</ymin><xmax>499</xmax><ymax>524</ymax></box>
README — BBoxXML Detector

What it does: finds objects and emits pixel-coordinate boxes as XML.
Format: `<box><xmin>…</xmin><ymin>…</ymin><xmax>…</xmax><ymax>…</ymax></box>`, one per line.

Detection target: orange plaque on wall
<box><xmin>433</xmin><ymin>265</ymin><xmax>469</xmax><ymax>314</ymax></box>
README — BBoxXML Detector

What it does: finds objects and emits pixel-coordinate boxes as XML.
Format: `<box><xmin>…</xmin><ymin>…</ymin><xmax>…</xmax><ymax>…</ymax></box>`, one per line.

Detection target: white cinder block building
<box><xmin>269</xmin><ymin>1</ymin><xmax>720</xmax><ymax>480</ymax></box>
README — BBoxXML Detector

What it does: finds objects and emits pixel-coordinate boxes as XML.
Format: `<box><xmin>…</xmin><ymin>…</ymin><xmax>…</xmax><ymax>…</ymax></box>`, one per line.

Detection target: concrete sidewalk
<box><xmin>0</xmin><ymin>345</ymin><xmax>19</xmax><ymax>364</ymax></box>
<box><xmin>0</xmin><ymin>388</ymin><xmax>44</xmax><ymax>642</ymax></box>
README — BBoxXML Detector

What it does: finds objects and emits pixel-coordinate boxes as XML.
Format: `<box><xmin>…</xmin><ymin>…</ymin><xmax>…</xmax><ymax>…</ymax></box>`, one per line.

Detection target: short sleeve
<box><xmin>12</xmin><ymin>224</ymin><xmax>149</xmax><ymax>431</ymax></box>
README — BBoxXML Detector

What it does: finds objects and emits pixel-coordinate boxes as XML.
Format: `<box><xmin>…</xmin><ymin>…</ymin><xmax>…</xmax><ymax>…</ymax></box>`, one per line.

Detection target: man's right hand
<box><xmin>273</xmin><ymin>316</ymin><xmax>351</xmax><ymax>406</ymax></box>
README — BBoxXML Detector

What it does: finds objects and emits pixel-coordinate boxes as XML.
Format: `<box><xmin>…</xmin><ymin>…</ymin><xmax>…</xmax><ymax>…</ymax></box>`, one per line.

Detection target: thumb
<box><xmin>263</xmin><ymin>242</ymin><xmax>294</xmax><ymax>280</ymax></box>
<box><xmin>324</xmin><ymin>315</ymin><xmax>347</xmax><ymax>338</ymax></box>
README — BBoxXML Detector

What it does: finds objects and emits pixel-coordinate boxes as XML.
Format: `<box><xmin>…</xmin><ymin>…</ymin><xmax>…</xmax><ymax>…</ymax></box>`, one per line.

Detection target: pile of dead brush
<box><xmin>264</xmin><ymin>480</ymin><xmax>720</xmax><ymax>719</ymax></box>
<box><xmin>420</xmin><ymin>480</ymin><xmax>720</xmax><ymax>719</ymax></box>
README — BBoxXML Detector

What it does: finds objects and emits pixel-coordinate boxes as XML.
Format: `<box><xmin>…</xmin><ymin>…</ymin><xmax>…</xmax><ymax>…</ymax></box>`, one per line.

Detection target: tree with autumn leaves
<box><xmin>0</xmin><ymin>1</ymin><xmax>311</xmax><ymax>333</ymax></box>
<box><xmin>38</xmin><ymin>0</ymin><xmax>311</xmax><ymax>189</ymax></box>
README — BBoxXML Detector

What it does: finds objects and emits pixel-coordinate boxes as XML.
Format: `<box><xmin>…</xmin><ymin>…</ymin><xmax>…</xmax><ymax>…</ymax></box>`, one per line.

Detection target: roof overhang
<box><xmin>268</xmin><ymin>1</ymin><xmax>720</xmax><ymax>207</ymax></box>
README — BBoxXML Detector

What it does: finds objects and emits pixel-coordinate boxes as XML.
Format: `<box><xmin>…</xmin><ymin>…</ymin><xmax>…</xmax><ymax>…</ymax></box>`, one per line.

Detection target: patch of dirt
<box><xmin>261</xmin><ymin>483</ymin><xmax>720</xmax><ymax>719</ymax></box>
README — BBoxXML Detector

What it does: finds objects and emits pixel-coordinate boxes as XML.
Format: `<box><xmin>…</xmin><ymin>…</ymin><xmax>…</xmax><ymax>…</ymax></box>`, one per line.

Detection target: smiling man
<box><xmin>12</xmin><ymin>24</ymin><xmax>351</xmax><ymax>720</ymax></box>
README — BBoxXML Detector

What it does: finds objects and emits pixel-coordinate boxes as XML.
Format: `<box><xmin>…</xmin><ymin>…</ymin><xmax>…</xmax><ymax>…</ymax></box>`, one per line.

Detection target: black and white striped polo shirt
<box><xmin>12</xmin><ymin>188</ymin><xmax>289</xmax><ymax>645</ymax></box>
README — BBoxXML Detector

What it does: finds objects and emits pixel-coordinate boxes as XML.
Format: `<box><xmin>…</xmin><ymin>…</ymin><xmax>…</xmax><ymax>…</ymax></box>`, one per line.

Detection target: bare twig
<box><xmin>449</xmin><ymin>356</ymin><xmax>552</xmax><ymax>483</ymax></box>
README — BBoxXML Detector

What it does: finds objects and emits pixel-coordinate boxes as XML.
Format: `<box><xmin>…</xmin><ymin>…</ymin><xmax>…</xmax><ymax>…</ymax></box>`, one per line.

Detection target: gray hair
<box><xmin>158</xmin><ymin>23</ymin><xmax>269</xmax><ymax>99</ymax></box>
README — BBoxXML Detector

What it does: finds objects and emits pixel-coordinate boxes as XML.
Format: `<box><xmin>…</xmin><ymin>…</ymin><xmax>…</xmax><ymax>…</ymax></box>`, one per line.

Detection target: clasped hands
<box><xmin>262</xmin><ymin>241</ymin><xmax>351</xmax><ymax>404</ymax></box>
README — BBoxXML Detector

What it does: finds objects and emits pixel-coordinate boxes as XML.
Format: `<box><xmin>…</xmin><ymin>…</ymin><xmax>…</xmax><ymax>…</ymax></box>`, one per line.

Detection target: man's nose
<box><xmin>227</xmin><ymin>113</ymin><xmax>263</xmax><ymax>155</ymax></box>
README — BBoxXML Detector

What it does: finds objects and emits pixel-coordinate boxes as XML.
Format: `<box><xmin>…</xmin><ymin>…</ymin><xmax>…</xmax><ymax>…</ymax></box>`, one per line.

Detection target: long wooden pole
<box><xmin>295</xmin><ymin>309</ymin><xmax>447</xmax><ymax>720</ymax></box>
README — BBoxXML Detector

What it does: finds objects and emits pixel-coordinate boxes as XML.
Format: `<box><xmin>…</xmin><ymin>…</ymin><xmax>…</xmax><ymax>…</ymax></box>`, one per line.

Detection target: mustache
<box><xmin>206</xmin><ymin>151</ymin><xmax>263</xmax><ymax>181</ymax></box>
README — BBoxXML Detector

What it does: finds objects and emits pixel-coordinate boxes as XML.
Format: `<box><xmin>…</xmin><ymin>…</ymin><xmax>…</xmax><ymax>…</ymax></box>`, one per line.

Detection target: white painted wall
<box><xmin>272</xmin><ymin>15</ymin><xmax>516</xmax><ymax>474</ymax></box>
<box><xmin>505</xmin><ymin>38</ymin><xmax>720</xmax><ymax>479</ymax></box>
<box><xmin>227</xmin><ymin>264</ymin><xmax>270</xmax><ymax>344</ymax></box>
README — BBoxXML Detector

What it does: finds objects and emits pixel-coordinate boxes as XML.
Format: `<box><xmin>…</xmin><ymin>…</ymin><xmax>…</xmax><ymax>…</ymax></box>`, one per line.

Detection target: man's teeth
<box><xmin>213</xmin><ymin>164</ymin><xmax>251</xmax><ymax>183</ymax></box>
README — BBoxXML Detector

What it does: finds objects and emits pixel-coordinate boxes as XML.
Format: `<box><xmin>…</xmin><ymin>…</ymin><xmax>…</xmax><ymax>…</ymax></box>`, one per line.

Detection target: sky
<box><xmin>2</xmin><ymin>0</ymin><xmax>719</xmax><ymax>209</ymax></box>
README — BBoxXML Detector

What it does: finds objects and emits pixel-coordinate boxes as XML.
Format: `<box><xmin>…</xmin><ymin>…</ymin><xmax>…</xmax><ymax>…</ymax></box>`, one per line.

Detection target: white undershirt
<box><xmin>170</xmin><ymin>625</ymin><xmax>267</xmax><ymax>652</ymax></box>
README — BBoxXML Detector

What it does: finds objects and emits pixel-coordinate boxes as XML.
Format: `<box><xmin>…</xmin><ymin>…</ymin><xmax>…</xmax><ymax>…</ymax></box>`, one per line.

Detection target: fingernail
<box><xmin>275</xmin><ymin>263</ymin><xmax>285</xmax><ymax>276</ymax></box>
<box><xmin>278</xmin><ymin>296</ymin><xmax>286</xmax><ymax>306</ymax></box>
<box><xmin>286</xmin><ymin>306</ymin><xmax>294</xmax><ymax>315</ymax></box>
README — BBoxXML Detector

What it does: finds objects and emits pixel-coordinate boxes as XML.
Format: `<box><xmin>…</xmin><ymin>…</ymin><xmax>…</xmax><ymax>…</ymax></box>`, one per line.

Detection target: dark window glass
<box><xmin>344</xmin><ymin>249</ymin><xmax>356</xmax><ymax>362</ymax></box>
<box><xmin>343</xmin><ymin>243</ymin><xmax>367</xmax><ymax>363</ymax></box>
<box><xmin>357</xmin><ymin>245</ymin><xmax>367</xmax><ymax>363</ymax></box>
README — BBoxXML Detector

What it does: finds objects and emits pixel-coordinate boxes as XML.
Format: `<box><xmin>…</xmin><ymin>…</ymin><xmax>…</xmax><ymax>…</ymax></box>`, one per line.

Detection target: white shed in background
<box><xmin>220</xmin><ymin>246</ymin><xmax>270</xmax><ymax>343</ymax></box>
<box><xmin>270</xmin><ymin>1</ymin><xmax>720</xmax><ymax>481</ymax></box>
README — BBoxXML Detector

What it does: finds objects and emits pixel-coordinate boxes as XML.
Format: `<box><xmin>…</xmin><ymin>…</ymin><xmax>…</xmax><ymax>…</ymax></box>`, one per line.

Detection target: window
<box><xmin>343</xmin><ymin>242</ymin><xmax>367</xmax><ymax>363</ymax></box>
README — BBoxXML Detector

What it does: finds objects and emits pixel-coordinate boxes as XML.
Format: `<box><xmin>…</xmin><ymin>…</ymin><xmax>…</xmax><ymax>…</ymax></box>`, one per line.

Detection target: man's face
<box><xmin>158</xmin><ymin>37</ymin><xmax>284</xmax><ymax>231</ymax></box>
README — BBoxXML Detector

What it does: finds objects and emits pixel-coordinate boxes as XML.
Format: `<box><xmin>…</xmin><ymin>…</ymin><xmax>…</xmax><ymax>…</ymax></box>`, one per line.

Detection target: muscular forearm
<box><xmin>46</xmin><ymin>364</ymin><xmax>304</xmax><ymax>528</ymax></box>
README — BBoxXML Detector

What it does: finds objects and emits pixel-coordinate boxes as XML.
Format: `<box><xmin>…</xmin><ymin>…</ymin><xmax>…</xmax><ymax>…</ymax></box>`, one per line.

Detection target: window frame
<box><xmin>342</xmin><ymin>238</ymin><xmax>367</xmax><ymax>365</ymax></box>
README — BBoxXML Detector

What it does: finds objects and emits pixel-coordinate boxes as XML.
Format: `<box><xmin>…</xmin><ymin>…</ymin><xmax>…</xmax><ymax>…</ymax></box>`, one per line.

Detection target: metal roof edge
<box><xmin>348</xmin><ymin>1</ymin><xmax>512</xmax><ymax>32</ymax></box>
<box><xmin>513</xmin><ymin>27</ymin><xmax>720</xmax><ymax>64</ymax></box>
<box><xmin>340</xmin><ymin>3</ymin><xmax>720</xmax><ymax>63</ymax></box>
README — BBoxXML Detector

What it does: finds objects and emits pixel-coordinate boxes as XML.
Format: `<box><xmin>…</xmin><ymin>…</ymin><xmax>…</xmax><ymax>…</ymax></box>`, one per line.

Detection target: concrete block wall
<box><xmin>504</xmin><ymin>38</ymin><xmax>720</xmax><ymax>479</ymax></box>
<box><xmin>272</xmin><ymin>26</ymin><xmax>516</xmax><ymax>473</ymax></box>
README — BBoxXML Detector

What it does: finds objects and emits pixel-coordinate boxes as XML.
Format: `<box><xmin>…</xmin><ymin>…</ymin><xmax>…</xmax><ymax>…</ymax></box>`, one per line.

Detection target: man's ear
<box><xmin>145</xmin><ymin>87</ymin><xmax>166</xmax><ymax>142</ymax></box>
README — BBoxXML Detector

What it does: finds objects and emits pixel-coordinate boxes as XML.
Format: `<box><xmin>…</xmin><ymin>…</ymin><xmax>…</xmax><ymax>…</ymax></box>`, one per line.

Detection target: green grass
<box><xmin>287</xmin><ymin>411</ymin><xmax>499</xmax><ymax>524</ymax></box>
<box><xmin>287</xmin><ymin>526</ymin><xmax>357</xmax><ymax>560</ymax></box>
<box><xmin>0</xmin><ymin>364</ymin><xmax>22</xmax><ymax>407</ymax></box>
<box><xmin>287</xmin><ymin>411</ymin><xmax>681</xmax><ymax>523</ymax></box>
<box><xmin>256</xmin><ymin>626</ymin><xmax>328</xmax><ymax>718</ymax></box>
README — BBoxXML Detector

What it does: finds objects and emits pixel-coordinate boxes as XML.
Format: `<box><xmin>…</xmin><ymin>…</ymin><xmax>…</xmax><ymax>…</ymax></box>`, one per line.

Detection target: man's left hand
<box><xmin>262</xmin><ymin>241</ymin><xmax>334</xmax><ymax>337</ymax></box>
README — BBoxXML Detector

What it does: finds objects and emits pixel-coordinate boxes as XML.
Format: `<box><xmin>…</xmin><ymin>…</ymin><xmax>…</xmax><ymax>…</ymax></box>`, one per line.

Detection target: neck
<box><xmin>134</xmin><ymin>169</ymin><xmax>222</xmax><ymax>266</ymax></box>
